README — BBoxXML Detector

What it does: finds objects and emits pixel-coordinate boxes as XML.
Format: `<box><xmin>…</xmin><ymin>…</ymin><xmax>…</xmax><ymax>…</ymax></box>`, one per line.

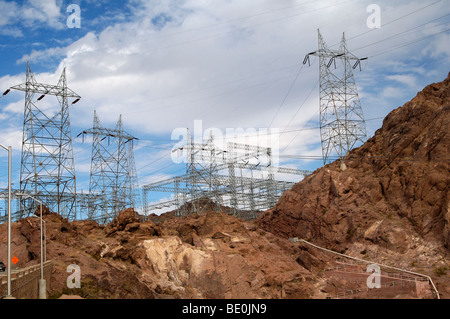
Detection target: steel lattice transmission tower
<box><xmin>304</xmin><ymin>30</ymin><xmax>367</xmax><ymax>169</ymax></box>
<box><xmin>79</xmin><ymin>111</ymin><xmax>138</xmax><ymax>223</ymax></box>
<box><xmin>9</xmin><ymin>62</ymin><xmax>81</xmax><ymax>219</ymax></box>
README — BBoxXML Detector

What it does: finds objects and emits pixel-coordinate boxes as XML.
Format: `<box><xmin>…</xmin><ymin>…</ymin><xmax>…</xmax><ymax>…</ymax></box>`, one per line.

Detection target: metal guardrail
<box><xmin>327</xmin><ymin>279</ymin><xmax>416</xmax><ymax>299</ymax></box>
<box><xmin>297</xmin><ymin>239</ymin><xmax>440</xmax><ymax>299</ymax></box>
<box><xmin>0</xmin><ymin>261</ymin><xmax>53</xmax><ymax>299</ymax></box>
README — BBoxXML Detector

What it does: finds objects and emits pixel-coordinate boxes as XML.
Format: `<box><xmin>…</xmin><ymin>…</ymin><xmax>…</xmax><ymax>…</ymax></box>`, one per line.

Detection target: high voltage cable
<box><xmin>141</xmin><ymin>117</ymin><xmax>382</xmax><ymax>146</ymax></box>
<box><xmin>268</xmin><ymin>63</ymin><xmax>305</xmax><ymax>129</ymax></box>
<box><xmin>72</xmin><ymin>0</ymin><xmax>356</xmax><ymax>58</ymax></box>
<box><xmin>131</xmin><ymin>0</ymin><xmax>323</xmax><ymax>44</ymax></box>
<box><xmin>280</xmin><ymin>78</ymin><xmax>319</xmax><ymax>138</ymax></box>
<box><xmin>120</xmin><ymin>7</ymin><xmax>448</xmax><ymax>118</ymax></box>
<box><xmin>138</xmin><ymin>0</ymin><xmax>355</xmax><ymax>55</ymax></box>
<box><xmin>123</xmin><ymin>9</ymin><xmax>449</xmax><ymax>119</ymax></box>
<box><xmin>352</xmin><ymin>13</ymin><xmax>450</xmax><ymax>53</ymax></box>
<box><xmin>122</xmin><ymin>62</ymin><xmax>309</xmax><ymax>115</ymax></box>
<box><xmin>135</xmin><ymin>152</ymin><xmax>173</xmax><ymax>174</ymax></box>
<box><xmin>123</xmin><ymin>70</ymin><xmax>310</xmax><ymax>115</ymax></box>
<box><xmin>2</xmin><ymin>3</ymin><xmax>447</xmax><ymax>170</ymax></box>
<box><xmin>341</xmin><ymin>0</ymin><xmax>444</xmax><ymax>45</ymax></box>
<box><xmin>369</xmin><ymin>28</ymin><xmax>450</xmax><ymax>59</ymax></box>
<box><xmin>133</xmin><ymin>117</ymin><xmax>385</xmax><ymax>150</ymax></box>
<box><xmin>29</xmin><ymin>0</ymin><xmax>355</xmax><ymax>63</ymax></box>
<box><xmin>5</xmin><ymin>2</ymin><xmax>445</xmax><ymax>123</ymax></box>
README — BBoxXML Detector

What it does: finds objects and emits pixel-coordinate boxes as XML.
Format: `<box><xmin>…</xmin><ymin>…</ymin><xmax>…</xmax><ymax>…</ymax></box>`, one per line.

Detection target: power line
<box><xmin>342</xmin><ymin>0</ymin><xmax>444</xmax><ymax>45</ymax></box>
<box><xmin>142</xmin><ymin>116</ymin><xmax>386</xmax><ymax>145</ymax></box>
<box><xmin>132</xmin><ymin>0</ymin><xmax>322</xmax><ymax>44</ymax></box>
<box><xmin>114</xmin><ymin>4</ymin><xmax>449</xmax><ymax>121</ymax></box>
<box><xmin>268</xmin><ymin>64</ymin><xmax>305</xmax><ymax>129</ymax></box>
<box><xmin>149</xmin><ymin>2</ymin><xmax>354</xmax><ymax>57</ymax></box>
<box><xmin>281</xmin><ymin>80</ymin><xmax>319</xmax><ymax>135</ymax></box>
<box><xmin>135</xmin><ymin>152</ymin><xmax>173</xmax><ymax>174</ymax></box>
<box><xmin>34</xmin><ymin>0</ymin><xmax>355</xmax><ymax>67</ymax></box>
<box><xmin>129</xmin><ymin>12</ymin><xmax>449</xmax><ymax>155</ymax></box>
<box><xmin>353</xmin><ymin>13</ymin><xmax>450</xmax><ymax>53</ymax></box>
<box><xmin>123</xmin><ymin>70</ymin><xmax>307</xmax><ymax>116</ymax></box>
<box><xmin>122</xmin><ymin>62</ymin><xmax>307</xmax><ymax>116</ymax></box>
<box><xmin>369</xmin><ymin>28</ymin><xmax>450</xmax><ymax>59</ymax></box>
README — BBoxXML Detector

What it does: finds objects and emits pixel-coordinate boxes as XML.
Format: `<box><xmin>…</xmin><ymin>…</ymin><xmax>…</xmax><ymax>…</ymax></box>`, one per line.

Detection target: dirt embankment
<box><xmin>0</xmin><ymin>209</ymin><xmax>323</xmax><ymax>299</ymax></box>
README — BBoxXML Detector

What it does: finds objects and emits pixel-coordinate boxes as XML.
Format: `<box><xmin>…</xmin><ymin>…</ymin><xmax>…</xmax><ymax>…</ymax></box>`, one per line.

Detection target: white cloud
<box><xmin>381</xmin><ymin>86</ymin><xmax>400</xmax><ymax>98</ymax></box>
<box><xmin>386</xmin><ymin>74</ymin><xmax>418</xmax><ymax>88</ymax></box>
<box><xmin>0</xmin><ymin>0</ymin><xmax>20</xmax><ymax>27</ymax></box>
<box><xmin>16</xmin><ymin>46</ymin><xmax>66</xmax><ymax>64</ymax></box>
<box><xmin>0</xmin><ymin>26</ymin><xmax>23</xmax><ymax>37</ymax></box>
<box><xmin>424</xmin><ymin>32</ymin><xmax>450</xmax><ymax>60</ymax></box>
<box><xmin>3</xmin><ymin>100</ymin><xmax>23</xmax><ymax>114</ymax></box>
<box><xmin>0</xmin><ymin>0</ymin><xmax>64</xmax><ymax>32</ymax></box>
<box><xmin>0</xmin><ymin>127</ymin><xmax>22</xmax><ymax>153</ymax></box>
<box><xmin>2</xmin><ymin>0</ymin><xmax>449</xmax><ymax>197</ymax></box>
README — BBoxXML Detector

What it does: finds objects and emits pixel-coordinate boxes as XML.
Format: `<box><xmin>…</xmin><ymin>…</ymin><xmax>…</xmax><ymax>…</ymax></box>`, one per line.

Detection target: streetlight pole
<box><xmin>15</xmin><ymin>192</ymin><xmax>46</xmax><ymax>299</ymax></box>
<box><xmin>0</xmin><ymin>144</ymin><xmax>12</xmax><ymax>299</ymax></box>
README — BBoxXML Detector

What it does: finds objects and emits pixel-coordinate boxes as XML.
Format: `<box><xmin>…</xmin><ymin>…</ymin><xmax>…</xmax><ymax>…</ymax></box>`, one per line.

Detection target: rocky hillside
<box><xmin>258</xmin><ymin>73</ymin><xmax>450</xmax><ymax>297</ymax></box>
<box><xmin>1</xmin><ymin>208</ymin><xmax>327</xmax><ymax>299</ymax></box>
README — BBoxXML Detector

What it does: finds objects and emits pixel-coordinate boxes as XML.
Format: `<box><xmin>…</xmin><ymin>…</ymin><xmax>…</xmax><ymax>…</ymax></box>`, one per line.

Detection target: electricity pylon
<box><xmin>8</xmin><ymin>62</ymin><xmax>80</xmax><ymax>219</ymax></box>
<box><xmin>182</xmin><ymin>129</ymin><xmax>225</xmax><ymax>214</ymax></box>
<box><xmin>79</xmin><ymin>111</ymin><xmax>138</xmax><ymax>223</ymax></box>
<box><xmin>304</xmin><ymin>30</ymin><xmax>367</xmax><ymax>169</ymax></box>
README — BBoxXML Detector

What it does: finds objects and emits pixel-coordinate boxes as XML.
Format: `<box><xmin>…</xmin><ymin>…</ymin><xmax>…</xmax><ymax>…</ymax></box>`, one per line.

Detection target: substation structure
<box><xmin>142</xmin><ymin>131</ymin><xmax>311</xmax><ymax>220</ymax></box>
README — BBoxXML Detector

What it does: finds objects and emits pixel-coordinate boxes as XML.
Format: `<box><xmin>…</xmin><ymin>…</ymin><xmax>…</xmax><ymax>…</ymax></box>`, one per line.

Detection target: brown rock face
<box><xmin>257</xmin><ymin>73</ymin><xmax>450</xmax><ymax>296</ymax></box>
<box><xmin>259</xmin><ymin>73</ymin><xmax>450</xmax><ymax>247</ymax></box>
<box><xmin>0</xmin><ymin>209</ymin><xmax>319</xmax><ymax>299</ymax></box>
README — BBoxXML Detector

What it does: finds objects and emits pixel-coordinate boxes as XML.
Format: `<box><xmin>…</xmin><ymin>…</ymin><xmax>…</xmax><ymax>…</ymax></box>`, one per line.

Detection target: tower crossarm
<box><xmin>10</xmin><ymin>82</ymin><xmax>81</xmax><ymax>99</ymax></box>
<box><xmin>305</xmin><ymin>49</ymin><xmax>362</xmax><ymax>61</ymax></box>
<box><xmin>78</xmin><ymin>127</ymin><xmax>137</xmax><ymax>141</ymax></box>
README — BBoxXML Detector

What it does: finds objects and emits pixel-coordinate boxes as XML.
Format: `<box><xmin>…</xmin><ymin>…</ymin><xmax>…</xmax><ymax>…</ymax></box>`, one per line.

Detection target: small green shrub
<box><xmin>434</xmin><ymin>266</ymin><xmax>448</xmax><ymax>277</ymax></box>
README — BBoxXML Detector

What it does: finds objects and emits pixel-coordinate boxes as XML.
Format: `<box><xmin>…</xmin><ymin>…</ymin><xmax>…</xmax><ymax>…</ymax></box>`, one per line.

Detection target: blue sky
<box><xmin>0</xmin><ymin>0</ymin><xmax>449</xmax><ymax>214</ymax></box>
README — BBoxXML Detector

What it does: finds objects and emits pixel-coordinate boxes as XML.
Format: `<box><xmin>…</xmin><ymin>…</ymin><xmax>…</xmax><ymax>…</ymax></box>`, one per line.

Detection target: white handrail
<box><xmin>298</xmin><ymin>239</ymin><xmax>440</xmax><ymax>299</ymax></box>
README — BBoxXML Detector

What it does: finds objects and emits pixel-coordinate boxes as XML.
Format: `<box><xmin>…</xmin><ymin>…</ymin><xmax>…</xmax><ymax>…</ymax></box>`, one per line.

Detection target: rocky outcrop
<box><xmin>259</xmin><ymin>73</ymin><xmax>449</xmax><ymax>247</ymax></box>
<box><xmin>0</xmin><ymin>209</ymin><xmax>318</xmax><ymax>299</ymax></box>
<box><xmin>257</xmin><ymin>73</ymin><xmax>450</xmax><ymax>297</ymax></box>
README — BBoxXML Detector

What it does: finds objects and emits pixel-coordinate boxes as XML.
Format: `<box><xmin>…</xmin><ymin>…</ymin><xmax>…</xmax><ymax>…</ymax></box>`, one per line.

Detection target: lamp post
<box><xmin>15</xmin><ymin>192</ymin><xmax>46</xmax><ymax>299</ymax></box>
<box><xmin>0</xmin><ymin>144</ymin><xmax>12</xmax><ymax>299</ymax></box>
